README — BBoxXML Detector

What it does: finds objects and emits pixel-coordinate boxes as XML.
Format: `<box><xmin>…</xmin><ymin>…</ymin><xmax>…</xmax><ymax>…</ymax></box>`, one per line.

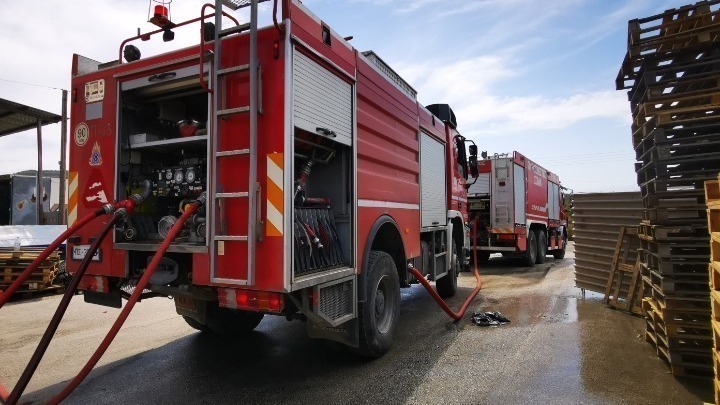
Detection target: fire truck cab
<box><xmin>67</xmin><ymin>0</ymin><xmax>477</xmax><ymax>356</ymax></box>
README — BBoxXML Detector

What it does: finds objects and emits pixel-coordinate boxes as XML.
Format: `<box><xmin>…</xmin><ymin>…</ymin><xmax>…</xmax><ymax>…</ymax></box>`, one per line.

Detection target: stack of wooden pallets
<box><xmin>617</xmin><ymin>1</ymin><xmax>720</xmax><ymax>379</ymax></box>
<box><xmin>0</xmin><ymin>247</ymin><xmax>61</xmax><ymax>295</ymax></box>
<box><xmin>707</xmin><ymin>178</ymin><xmax>720</xmax><ymax>401</ymax></box>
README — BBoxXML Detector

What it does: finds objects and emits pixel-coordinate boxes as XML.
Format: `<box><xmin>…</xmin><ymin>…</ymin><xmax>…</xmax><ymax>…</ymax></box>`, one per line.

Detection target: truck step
<box><xmin>216</xmin><ymin>192</ymin><xmax>249</xmax><ymax>198</ymax></box>
<box><xmin>217</xmin><ymin>65</ymin><xmax>249</xmax><ymax>76</ymax></box>
<box><xmin>219</xmin><ymin>23</ymin><xmax>251</xmax><ymax>37</ymax></box>
<box><xmin>214</xmin><ymin>235</ymin><xmax>248</xmax><ymax>241</ymax></box>
<box><xmin>217</xmin><ymin>107</ymin><xmax>250</xmax><ymax>117</ymax></box>
<box><xmin>217</xmin><ymin>149</ymin><xmax>250</xmax><ymax>157</ymax></box>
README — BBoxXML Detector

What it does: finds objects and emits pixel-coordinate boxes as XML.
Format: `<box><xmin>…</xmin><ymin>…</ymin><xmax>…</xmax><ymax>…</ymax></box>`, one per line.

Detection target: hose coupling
<box><xmin>115</xmin><ymin>207</ymin><xmax>130</xmax><ymax>219</ymax></box>
<box><xmin>102</xmin><ymin>203</ymin><xmax>115</xmax><ymax>214</ymax></box>
<box><xmin>195</xmin><ymin>192</ymin><xmax>207</xmax><ymax>207</ymax></box>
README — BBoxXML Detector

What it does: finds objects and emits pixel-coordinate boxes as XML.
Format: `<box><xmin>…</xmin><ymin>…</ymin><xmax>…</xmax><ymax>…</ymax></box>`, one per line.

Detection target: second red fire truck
<box><xmin>467</xmin><ymin>151</ymin><xmax>568</xmax><ymax>267</ymax></box>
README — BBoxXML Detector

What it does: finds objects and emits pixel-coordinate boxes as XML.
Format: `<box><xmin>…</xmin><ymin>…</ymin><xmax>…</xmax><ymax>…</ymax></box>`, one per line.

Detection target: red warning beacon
<box><xmin>148</xmin><ymin>0</ymin><xmax>173</xmax><ymax>29</ymax></box>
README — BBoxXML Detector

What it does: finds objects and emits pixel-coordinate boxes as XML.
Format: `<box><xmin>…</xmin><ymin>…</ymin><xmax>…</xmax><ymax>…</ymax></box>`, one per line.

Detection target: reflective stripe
<box><xmin>490</xmin><ymin>227</ymin><xmax>515</xmax><ymax>234</ymax></box>
<box><xmin>266</xmin><ymin>153</ymin><xmax>284</xmax><ymax>236</ymax></box>
<box><xmin>68</xmin><ymin>172</ymin><xmax>78</xmax><ymax>226</ymax></box>
<box><xmin>358</xmin><ymin>200</ymin><xmax>419</xmax><ymax>210</ymax></box>
<box><xmin>218</xmin><ymin>288</ymin><xmax>238</xmax><ymax>309</ymax></box>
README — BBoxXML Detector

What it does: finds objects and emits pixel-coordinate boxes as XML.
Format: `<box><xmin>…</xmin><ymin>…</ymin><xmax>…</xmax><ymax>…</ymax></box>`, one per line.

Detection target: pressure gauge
<box><xmin>165</xmin><ymin>170</ymin><xmax>173</xmax><ymax>180</ymax></box>
<box><xmin>186</xmin><ymin>168</ymin><xmax>196</xmax><ymax>183</ymax></box>
<box><xmin>174</xmin><ymin>170</ymin><xmax>184</xmax><ymax>183</ymax></box>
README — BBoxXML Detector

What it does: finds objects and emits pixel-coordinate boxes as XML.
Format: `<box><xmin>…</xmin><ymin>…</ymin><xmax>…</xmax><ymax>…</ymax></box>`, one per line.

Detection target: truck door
<box><xmin>490</xmin><ymin>158</ymin><xmax>513</xmax><ymax>231</ymax></box>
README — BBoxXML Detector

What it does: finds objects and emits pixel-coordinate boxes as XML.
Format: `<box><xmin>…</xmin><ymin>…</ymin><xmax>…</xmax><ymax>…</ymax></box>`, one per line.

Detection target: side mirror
<box><xmin>469</xmin><ymin>156</ymin><xmax>479</xmax><ymax>178</ymax></box>
<box><xmin>454</xmin><ymin>137</ymin><xmax>469</xmax><ymax>180</ymax></box>
<box><xmin>468</xmin><ymin>143</ymin><xmax>479</xmax><ymax>178</ymax></box>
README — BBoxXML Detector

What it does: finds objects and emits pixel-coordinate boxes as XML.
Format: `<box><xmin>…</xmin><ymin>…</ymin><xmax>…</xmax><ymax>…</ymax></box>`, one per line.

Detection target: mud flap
<box><xmin>84</xmin><ymin>289</ymin><xmax>122</xmax><ymax>308</ymax></box>
<box><xmin>174</xmin><ymin>296</ymin><xmax>208</xmax><ymax>324</ymax></box>
<box><xmin>307</xmin><ymin>317</ymin><xmax>359</xmax><ymax>348</ymax></box>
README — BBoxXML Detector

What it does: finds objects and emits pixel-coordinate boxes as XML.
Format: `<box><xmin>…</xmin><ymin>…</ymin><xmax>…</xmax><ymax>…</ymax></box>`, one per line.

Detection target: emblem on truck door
<box><xmin>74</xmin><ymin>122</ymin><xmax>89</xmax><ymax>146</ymax></box>
<box><xmin>89</xmin><ymin>142</ymin><xmax>103</xmax><ymax>166</ymax></box>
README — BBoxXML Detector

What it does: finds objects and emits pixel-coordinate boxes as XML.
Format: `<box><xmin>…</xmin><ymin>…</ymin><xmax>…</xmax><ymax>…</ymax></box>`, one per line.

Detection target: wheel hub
<box><xmin>375</xmin><ymin>289</ymin><xmax>386</xmax><ymax>319</ymax></box>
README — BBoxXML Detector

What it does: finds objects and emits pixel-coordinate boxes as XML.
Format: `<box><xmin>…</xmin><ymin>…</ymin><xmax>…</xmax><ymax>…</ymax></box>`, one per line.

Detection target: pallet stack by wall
<box><xmin>617</xmin><ymin>1</ymin><xmax>720</xmax><ymax>380</ymax></box>
<box><xmin>0</xmin><ymin>247</ymin><xmax>61</xmax><ymax>295</ymax></box>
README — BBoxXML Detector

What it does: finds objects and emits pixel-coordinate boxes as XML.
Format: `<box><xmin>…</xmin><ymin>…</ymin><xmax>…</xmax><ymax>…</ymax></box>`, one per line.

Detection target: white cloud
<box><xmin>393</xmin><ymin>55</ymin><xmax>629</xmax><ymax>138</ymax></box>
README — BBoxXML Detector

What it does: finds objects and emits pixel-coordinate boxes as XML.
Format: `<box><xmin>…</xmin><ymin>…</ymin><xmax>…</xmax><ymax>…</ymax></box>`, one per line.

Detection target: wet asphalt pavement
<box><xmin>0</xmin><ymin>243</ymin><xmax>713</xmax><ymax>404</ymax></box>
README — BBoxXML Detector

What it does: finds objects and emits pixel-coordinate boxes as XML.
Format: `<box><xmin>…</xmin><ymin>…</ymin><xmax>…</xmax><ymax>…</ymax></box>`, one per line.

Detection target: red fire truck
<box><xmin>67</xmin><ymin>0</ymin><xmax>478</xmax><ymax>357</ymax></box>
<box><xmin>467</xmin><ymin>151</ymin><xmax>568</xmax><ymax>267</ymax></box>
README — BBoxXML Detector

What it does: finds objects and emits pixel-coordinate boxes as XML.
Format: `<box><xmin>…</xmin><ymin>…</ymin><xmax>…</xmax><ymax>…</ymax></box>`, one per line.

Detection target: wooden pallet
<box><xmin>627</xmin><ymin>2</ymin><xmax>720</xmax><ymax>50</ymax></box>
<box><xmin>0</xmin><ymin>248</ymin><xmax>61</xmax><ymax>294</ymax></box>
<box><xmin>647</xmin><ymin>318</ymin><xmax>714</xmax><ymax>379</ymax></box>
<box><xmin>641</xmin><ymin>238</ymin><xmax>710</xmax><ymax>259</ymax></box>
<box><xmin>604</xmin><ymin>227</ymin><xmax>644</xmax><ymax>315</ymax></box>
<box><xmin>633</xmin><ymin>112</ymin><xmax>720</xmax><ymax>153</ymax></box>
<box><xmin>645</xmin><ymin>253</ymin><xmax>708</xmax><ymax>276</ymax></box>
<box><xmin>650</xmin><ymin>269</ymin><xmax>711</xmax><ymax>296</ymax></box>
<box><xmin>639</xmin><ymin>223</ymin><xmax>708</xmax><ymax>242</ymax></box>
<box><xmin>641</xmin><ymin>176</ymin><xmax>712</xmax><ymax>199</ymax></box>
<box><xmin>648</xmin><ymin>279</ymin><xmax>711</xmax><ymax>311</ymax></box>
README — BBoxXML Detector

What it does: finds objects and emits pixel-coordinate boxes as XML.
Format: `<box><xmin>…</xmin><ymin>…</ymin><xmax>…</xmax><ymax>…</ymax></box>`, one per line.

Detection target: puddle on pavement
<box><xmin>472</xmin><ymin>294</ymin><xmax>579</xmax><ymax>328</ymax></box>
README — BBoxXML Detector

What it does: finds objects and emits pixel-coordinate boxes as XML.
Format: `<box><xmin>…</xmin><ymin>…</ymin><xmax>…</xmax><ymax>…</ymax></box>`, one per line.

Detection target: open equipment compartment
<box><xmin>115</xmin><ymin>64</ymin><xmax>210</xmax><ymax>251</ymax></box>
<box><xmin>292</xmin><ymin>128</ymin><xmax>353</xmax><ymax>276</ymax></box>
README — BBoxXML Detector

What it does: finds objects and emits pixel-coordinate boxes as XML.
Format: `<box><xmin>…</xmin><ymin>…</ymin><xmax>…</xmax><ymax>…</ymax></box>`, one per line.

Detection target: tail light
<box><xmin>218</xmin><ymin>288</ymin><xmax>285</xmax><ymax>313</ymax></box>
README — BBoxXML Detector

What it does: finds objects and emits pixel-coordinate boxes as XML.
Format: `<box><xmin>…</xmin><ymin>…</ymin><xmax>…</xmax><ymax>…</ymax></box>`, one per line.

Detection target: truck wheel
<box><xmin>535</xmin><ymin>230</ymin><xmax>547</xmax><ymax>264</ymax></box>
<box><xmin>206</xmin><ymin>304</ymin><xmax>264</xmax><ymax>337</ymax></box>
<box><xmin>436</xmin><ymin>252</ymin><xmax>459</xmax><ymax>298</ymax></box>
<box><xmin>522</xmin><ymin>231</ymin><xmax>537</xmax><ymax>267</ymax></box>
<box><xmin>553</xmin><ymin>234</ymin><xmax>567</xmax><ymax>259</ymax></box>
<box><xmin>182</xmin><ymin>316</ymin><xmax>211</xmax><ymax>333</ymax></box>
<box><xmin>355</xmin><ymin>251</ymin><xmax>400</xmax><ymax>358</ymax></box>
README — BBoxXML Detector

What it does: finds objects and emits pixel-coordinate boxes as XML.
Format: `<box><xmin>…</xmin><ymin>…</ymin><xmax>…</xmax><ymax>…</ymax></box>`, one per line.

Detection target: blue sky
<box><xmin>0</xmin><ymin>0</ymin><xmax>692</xmax><ymax>192</ymax></box>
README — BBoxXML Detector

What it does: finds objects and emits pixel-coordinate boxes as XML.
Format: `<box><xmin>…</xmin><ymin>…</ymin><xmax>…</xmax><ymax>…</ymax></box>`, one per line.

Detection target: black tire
<box><xmin>522</xmin><ymin>231</ymin><xmax>537</xmax><ymax>267</ymax></box>
<box><xmin>206</xmin><ymin>304</ymin><xmax>264</xmax><ymax>337</ymax></box>
<box><xmin>553</xmin><ymin>234</ymin><xmax>568</xmax><ymax>260</ymax></box>
<box><xmin>182</xmin><ymin>315</ymin><xmax>212</xmax><ymax>333</ymax></box>
<box><xmin>535</xmin><ymin>230</ymin><xmax>547</xmax><ymax>264</ymax></box>
<box><xmin>355</xmin><ymin>251</ymin><xmax>400</xmax><ymax>358</ymax></box>
<box><xmin>436</xmin><ymin>252</ymin><xmax>459</xmax><ymax>299</ymax></box>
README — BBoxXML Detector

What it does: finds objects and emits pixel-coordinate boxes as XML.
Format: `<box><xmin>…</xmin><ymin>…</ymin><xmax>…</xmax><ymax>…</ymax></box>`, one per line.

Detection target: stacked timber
<box><xmin>707</xmin><ymin>178</ymin><xmax>720</xmax><ymax>401</ymax></box>
<box><xmin>617</xmin><ymin>1</ymin><xmax>720</xmax><ymax>379</ymax></box>
<box><xmin>0</xmin><ymin>247</ymin><xmax>61</xmax><ymax>295</ymax></box>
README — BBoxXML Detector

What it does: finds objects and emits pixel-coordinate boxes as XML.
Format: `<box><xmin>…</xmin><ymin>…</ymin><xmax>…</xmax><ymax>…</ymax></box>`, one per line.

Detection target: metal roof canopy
<box><xmin>0</xmin><ymin>98</ymin><xmax>61</xmax><ymax>137</ymax></box>
<box><xmin>0</xmin><ymin>97</ymin><xmax>66</xmax><ymax>225</ymax></box>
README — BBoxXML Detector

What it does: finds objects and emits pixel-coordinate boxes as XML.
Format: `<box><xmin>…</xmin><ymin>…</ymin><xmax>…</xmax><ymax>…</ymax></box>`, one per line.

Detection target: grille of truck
<box><xmin>315</xmin><ymin>277</ymin><xmax>355</xmax><ymax>327</ymax></box>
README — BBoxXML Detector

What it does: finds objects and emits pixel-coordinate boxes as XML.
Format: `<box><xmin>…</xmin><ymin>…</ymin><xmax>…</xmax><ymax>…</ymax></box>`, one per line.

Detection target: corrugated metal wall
<box><xmin>573</xmin><ymin>192</ymin><xmax>643</xmax><ymax>294</ymax></box>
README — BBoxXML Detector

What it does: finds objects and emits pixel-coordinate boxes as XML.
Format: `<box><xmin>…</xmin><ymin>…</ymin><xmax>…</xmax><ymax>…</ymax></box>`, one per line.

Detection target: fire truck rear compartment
<box><xmin>292</xmin><ymin>129</ymin><xmax>352</xmax><ymax>276</ymax></box>
<box><xmin>115</xmin><ymin>68</ymin><xmax>209</xmax><ymax>251</ymax></box>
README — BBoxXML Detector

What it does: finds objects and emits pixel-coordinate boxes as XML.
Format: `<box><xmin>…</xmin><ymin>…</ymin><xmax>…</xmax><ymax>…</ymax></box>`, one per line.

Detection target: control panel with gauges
<box><xmin>152</xmin><ymin>164</ymin><xmax>205</xmax><ymax>197</ymax></box>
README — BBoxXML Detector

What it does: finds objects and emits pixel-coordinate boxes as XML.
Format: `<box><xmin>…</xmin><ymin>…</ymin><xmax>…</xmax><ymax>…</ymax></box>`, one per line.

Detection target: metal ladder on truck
<box><xmin>207</xmin><ymin>0</ymin><xmax>268</xmax><ymax>286</ymax></box>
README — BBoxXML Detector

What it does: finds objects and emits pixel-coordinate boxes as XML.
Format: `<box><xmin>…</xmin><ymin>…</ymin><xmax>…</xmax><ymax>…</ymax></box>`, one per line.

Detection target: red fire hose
<box><xmin>47</xmin><ymin>202</ymin><xmax>200</xmax><ymax>405</ymax></box>
<box><xmin>4</xmin><ymin>213</ymin><xmax>123</xmax><ymax>405</ymax></box>
<box><xmin>408</xmin><ymin>218</ymin><xmax>483</xmax><ymax>320</ymax></box>
<box><xmin>0</xmin><ymin>206</ymin><xmax>109</xmax><ymax>309</ymax></box>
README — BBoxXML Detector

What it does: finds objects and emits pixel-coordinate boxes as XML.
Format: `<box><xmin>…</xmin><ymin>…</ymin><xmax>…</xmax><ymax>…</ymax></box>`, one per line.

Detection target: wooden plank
<box><xmin>706</xmin><ymin>180</ymin><xmax>720</xmax><ymax>208</ymax></box>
